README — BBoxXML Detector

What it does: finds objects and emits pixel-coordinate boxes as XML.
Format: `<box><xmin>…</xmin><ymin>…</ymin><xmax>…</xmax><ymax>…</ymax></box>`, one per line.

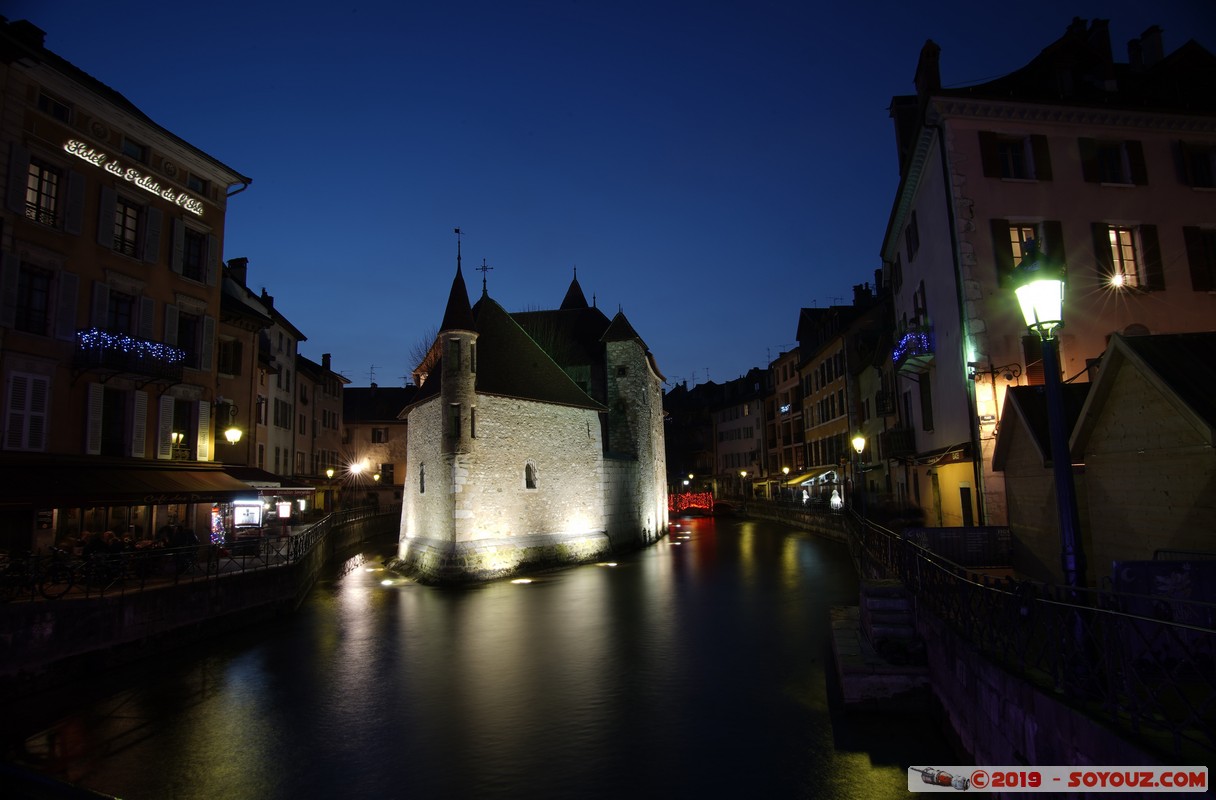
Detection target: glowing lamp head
<box><xmin>852</xmin><ymin>435</ymin><xmax>866</xmax><ymax>455</ymax></box>
<box><xmin>782</xmin><ymin>466</ymin><xmax>790</xmax><ymax>475</ymax></box>
<box><xmin>740</xmin><ymin>470</ymin><xmax>747</xmax><ymax>478</ymax></box>
<box><xmin>224</xmin><ymin>427</ymin><xmax>242</xmax><ymax>445</ymax></box>
<box><xmin>1012</xmin><ymin>239</ymin><xmax>1065</xmax><ymax>340</ymax></box>
<box><xmin>326</xmin><ymin>468</ymin><xmax>335</xmax><ymax>479</ymax></box>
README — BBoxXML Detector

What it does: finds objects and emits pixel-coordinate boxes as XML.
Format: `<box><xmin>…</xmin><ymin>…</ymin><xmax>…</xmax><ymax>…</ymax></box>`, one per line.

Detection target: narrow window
<box><xmin>470</xmin><ymin>343</ymin><xmax>477</xmax><ymax>373</ymax></box>
<box><xmin>25</xmin><ymin>158</ymin><xmax>61</xmax><ymax>226</ymax></box>
<box><xmin>182</xmin><ymin>228</ymin><xmax>207</xmax><ymax>282</ymax></box>
<box><xmin>419</xmin><ymin>464</ymin><xmax>425</xmax><ymax>493</ymax></box>
<box><xmin>449</xmin><ymin>403</ymin><xmax>460</xmax><ymax>438</ymax></box>
<box><xmin>114</xmin><ymin>197</ymin><xmax>141</xmax><ymax>257</ymax></box>
<box><xmin>1107</xmin><ymin>226</ymin><xmax>1140</xmax><ymax>288</ymax></box>
<box><xmin>470</xmin><ymin>407</ymin><xmax>476</xmax><ymax>439</ymax></box>
<box><xmin>448</xmin><ymin>338</ymin><xmax>461</xmax><ymax>370</ymax></box>
<box><xmin>525</xmin><ymin>462</ymin><xmax>537</xmax><ymax>490</ymax></box>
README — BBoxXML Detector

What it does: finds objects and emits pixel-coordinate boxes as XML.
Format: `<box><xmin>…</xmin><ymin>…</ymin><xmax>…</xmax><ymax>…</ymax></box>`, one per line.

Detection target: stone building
<box><xmin>395</xmin><ymin>258</ymin><xmax>667</xmax><ymax>582</ymax></box>
<box><xmin>881</xmin><ymin>19</ymin><xmax>1216</xmax><ymax>529</ymax></box>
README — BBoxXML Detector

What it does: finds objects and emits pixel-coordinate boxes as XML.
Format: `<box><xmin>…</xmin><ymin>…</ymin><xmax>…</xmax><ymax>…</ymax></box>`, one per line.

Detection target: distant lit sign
<box><xmin>779</xmin><ymin>404</ymin><xmax>791</xmax><ymax>414</ymax></box>
<box><xmin>63</xmin><ymin>139</ymin><xmax>205</xmax><ymax>217</ymax></box>
<box><xmin>233</xmin><ymin>501</ymin><xmax>262</xmax><ymax>527</ymax></box>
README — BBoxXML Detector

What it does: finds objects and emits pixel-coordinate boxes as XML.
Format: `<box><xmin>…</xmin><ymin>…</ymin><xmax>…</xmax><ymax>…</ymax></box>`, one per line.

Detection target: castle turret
<box><xmin>439</xmin><ymin>250</ymin><xmax>478</xmax><ymax>457</ymax></box>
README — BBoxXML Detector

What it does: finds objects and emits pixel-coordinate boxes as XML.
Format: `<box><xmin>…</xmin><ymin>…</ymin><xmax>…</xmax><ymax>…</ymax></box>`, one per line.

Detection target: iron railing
<box><xmin>851</xmin><ymin>517</ymin><xmax>1216</xmax><ymax>760</ymax></box>
<box><xmin>1</xmin><ymin>505</ymin><xmax>398</xmax><ymax>602</ymax></box>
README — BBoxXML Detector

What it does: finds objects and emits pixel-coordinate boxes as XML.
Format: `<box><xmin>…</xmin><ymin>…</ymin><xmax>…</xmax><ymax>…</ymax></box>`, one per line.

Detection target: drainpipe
<box><xmin>932</xmin><ymin>114</ymin><xmax>987</xmax><ymax>526</ymax></box>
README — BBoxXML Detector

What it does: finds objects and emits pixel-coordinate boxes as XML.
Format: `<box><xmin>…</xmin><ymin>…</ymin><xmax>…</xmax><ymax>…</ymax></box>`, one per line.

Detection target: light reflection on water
<box><xmin>9</xmin><ymin>516</ymin><xmax>957</xmax><ymax>798</ymax></box>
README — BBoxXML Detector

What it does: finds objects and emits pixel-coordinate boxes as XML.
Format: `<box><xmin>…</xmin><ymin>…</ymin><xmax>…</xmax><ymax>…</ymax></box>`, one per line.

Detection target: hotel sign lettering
<box><xmin>64</xmin><ymin>139</ymin><xmax>205</xmax><ymax>217</ymax></box>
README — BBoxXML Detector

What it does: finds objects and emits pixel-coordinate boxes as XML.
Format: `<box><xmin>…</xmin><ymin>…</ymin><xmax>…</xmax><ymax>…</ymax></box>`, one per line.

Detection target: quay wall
<box><xmin>736</xmin><ymin>503</ymin><xmax>1163</xmax><ymax>769</ymax></box>
<box><xmin>0</xmin><ymin>511</ymin><xmax>397</xmax><ymax>702</ymax></box>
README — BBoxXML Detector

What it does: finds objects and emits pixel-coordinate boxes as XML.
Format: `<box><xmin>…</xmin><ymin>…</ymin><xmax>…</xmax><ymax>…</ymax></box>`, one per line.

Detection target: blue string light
<box><xmin>76</xmin><ymin>328</ymin><xmax>186</xmax><ymax>365</ymax></box>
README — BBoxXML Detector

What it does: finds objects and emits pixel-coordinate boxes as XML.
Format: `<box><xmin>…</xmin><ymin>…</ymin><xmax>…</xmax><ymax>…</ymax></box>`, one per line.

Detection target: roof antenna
<box><xmin>477</xmin><ymin>258</ymin><xmax>494</xmax><ymax>296</ymax></box>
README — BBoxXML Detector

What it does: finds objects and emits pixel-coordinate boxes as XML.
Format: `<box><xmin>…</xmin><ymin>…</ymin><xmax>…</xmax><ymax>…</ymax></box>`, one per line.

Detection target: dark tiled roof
<box><xmin>344</xmin><ymin>385</ymin><xmax>418</xmax><ymax>422</ymax></box>
<box><xmin>560</xmin><ymin>276</ymin><xmax>590</xmax><ymax>309</ymax></box>
<box><xmin>513</xmin><ymin>305</ymin><xmax>613</xmax><ymax>367</ymax></box>
<box><xmin>440</xmin><ymin>265</ymin><xmax>476</xmax><ymax>333</ymax></box>
<box><xmin>472</xmin><ymin>297</ymin><xmax>605</xmax><ymax>410</ymax></box>
<box><xmin>995</xmin><ymin>383</ymin><xmax>1091</xmax><ymax>468</ymax></box>
<box><xmin>1113</xmin><ymin>332</ymin><xmax>1216</xmax><ymax>430</ymax></box>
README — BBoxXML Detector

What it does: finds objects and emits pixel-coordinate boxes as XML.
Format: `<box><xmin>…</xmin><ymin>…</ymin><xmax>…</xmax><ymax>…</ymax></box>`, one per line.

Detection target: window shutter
<box><xmin>990</xmin><ymin>218</ymin><xmax>1013</xmax><ymax>287</ymax></box>
<box><xmin>1041</xmin><ymin>220</ymin><xmax>1065</xmax><ymax>261</ymax></box>
<box><xmin>1030</xmin><ymin>135</ymin><xmax>1052</xmax><ymax>180</ymax></box>
<box><xmin>142</xmin><ymin>206</ymin><xmax>162</xmax><ymax>264</ymax></box>
<box><xmin>1127</xmin><ymin>141</ymin><xmax>1148</xmax><ymax>186</ymax></box>
<box><xmin>5</xmin><ymin>144</ymin><xmax>30</xmax><ymax>214</ymax></box>
<box><xmin>1183</xmin><ymin>226</ymin><xmax>1216</xmax><ymax>291</ymax></box>
<box><xmin>170</xmin><ymin>217</ymin><xmax>184</xmax><ymax>275</ymax></box>
<box><xmin>139</xmin><ymin>296</ymin><xmax>155</xmax><ymax>339</ymax></box>
<box><xmin>86</xmin><ymin>382</ymin><xmax>104</xmax><ymax>455</ymax></box>
<box><xmin>164</xmin><ymin>304</ymin><xmax>179</xmax><ymax>346</ymax></box>
<box><xmin>1140</xmin><ymin>224</ymin><xmax>1164</xmax><ymax>290</ymax></box>
<box><xmin>5</xmin><ymin>372</ymin><xmax>49</xmax><ymax>451</ymax></box>
<box><xmin>55</xmin><ymin>270</ymin><xmax>79</xmax><ymax>341</ymax></box>
<box><xmin>97</xmin><ymin>186</ymin><xmax>116</xmax><ymax>249</ymax></box>
<box><xmin>157</xmin><ymin>394</ymin><xmax>175</xmax><ymax>459</ymax></box>
<box><xmin>978</xmin><ymin>132</ymin><xmax>1000</xmax><ymax>177</ymax></box>
<box><xmin>1091</xmin><ymin>223</ymin><xmax>1115</xmax><ymax>281</ymax></box>
<box><xmin>1022</xmin><ymin>336</ymin><xmax>1045</xmax><ymax>386</ymax></box>
<box><xmin>196</xmin><ymin>400</ymin><xmax>211</xmax><ymax>461</ymax></box>
<box><xmin>91</xmin><ymin>280</ymin><xmax>110</xmax><ymax>328</ymax></box>
<box><xmin>0</xmin><ymin>253</ymin><xmax>19</xmax><ymax>328</ymax></box>
<box><xmin>199</xmin><ymin>315</ymin><xmax>215</xmax><ymax>372</ymax></box>
<box><xmin>130</xmin><ymin>390</ymin><xmax>148</xmax><ymax>458</ymax></box>
<box><xmin>65</xmin><ymin>170</ymin><xmax>85</xmax><ymax>234</ymax></box>
<box><xmin>1078</xmin><ymin>138</ymin><xmax>1099</xmax><ymax>183</ymax></box>
<box><xmin>206</xmin><ymin>235</ymin><xmax>220</xmax><ymax>287</ymax></box>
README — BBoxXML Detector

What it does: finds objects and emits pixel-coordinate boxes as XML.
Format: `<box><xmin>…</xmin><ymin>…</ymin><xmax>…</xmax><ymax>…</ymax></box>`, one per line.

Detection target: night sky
<box><xmin>11</xmin><ymin>1</ymin><xmax>1214</xmax><ymax>389</ymax></box>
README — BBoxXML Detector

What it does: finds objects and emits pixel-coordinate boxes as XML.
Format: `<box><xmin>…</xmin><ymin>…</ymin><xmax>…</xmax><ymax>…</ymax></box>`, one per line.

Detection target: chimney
<box><xmin>260</xmin><ymin>288</ymin><xmax>273</xmax><ymax>308</ymax></box>
<box><xmin>852</xmin><ymin>283</ymin><xmax>872</xmax><ymax>306</ymax></box>
<box><xmin>913</xmin><ymin>40</ymin><xmax>941</xmax><ymax>99</ymax></box>
<box><xmin>322</xmin><ymin>353</ymin><xmax>331</xmax><ymax>370</ymax></box>
<box><xmin>227</xmin><ymin>257</ymin><xmax>249</xmax><ymax>287</ymax></box>
<box><xmin>9</xmin><ymin>20</ymin><xmax>47</xmax><ymax>48</ymax></box>
<box><xmin>1139</xmin><ymin>25</ymin><xmax>1164</xmax><ymax>67</ymax></box>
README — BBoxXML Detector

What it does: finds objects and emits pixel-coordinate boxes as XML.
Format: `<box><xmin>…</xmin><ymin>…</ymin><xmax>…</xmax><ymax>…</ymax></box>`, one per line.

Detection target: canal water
<box><xmin>8</xmin><ymin>516</ymin><xmax>958</xmax><ymax>799</ymax></box>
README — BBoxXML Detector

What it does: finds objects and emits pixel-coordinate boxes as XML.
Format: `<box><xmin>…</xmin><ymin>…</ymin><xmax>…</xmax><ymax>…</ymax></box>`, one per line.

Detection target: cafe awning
<box><xmin>0</xmin><ymin>458</ymin><xmax>259</xmax><ymax>507</ymax></box>
<box><xmin>785</xmin><ymin>468</ymin><xmax>834</xmax><ymax>486</ymax></box>
<box><xmin>222</xmin><ymin>465</ymin><xmax>313</xmax><ymax>492</ymax></box>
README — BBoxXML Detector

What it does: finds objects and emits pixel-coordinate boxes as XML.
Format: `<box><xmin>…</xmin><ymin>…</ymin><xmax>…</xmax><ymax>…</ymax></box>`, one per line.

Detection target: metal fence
<box><xmin>0</xmin><ymin>505</ymin><xmax>397</xmax><ymax>603</ymax></box>
<box><xmin>851</xmin><ymin>517</ymin><xmax>1216</xmax><ymax>760</ymax></box>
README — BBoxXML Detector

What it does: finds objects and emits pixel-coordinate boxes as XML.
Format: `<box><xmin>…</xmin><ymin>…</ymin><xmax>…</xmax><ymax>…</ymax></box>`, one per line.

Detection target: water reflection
<box><xmin>7</xmin><ymin>516</ymin><xmax>956</xmax><ymax>798</ymax></box>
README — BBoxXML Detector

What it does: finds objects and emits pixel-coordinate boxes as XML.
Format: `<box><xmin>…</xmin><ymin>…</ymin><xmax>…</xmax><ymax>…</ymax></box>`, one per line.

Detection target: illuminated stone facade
<box><xmin>395</xmin><ymin>264</ymin><xmax>667</xmax><ymax>582</ymax></box>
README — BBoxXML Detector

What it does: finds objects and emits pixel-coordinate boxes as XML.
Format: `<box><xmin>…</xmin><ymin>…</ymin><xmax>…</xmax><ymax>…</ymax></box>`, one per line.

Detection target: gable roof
<box><xmin>1072</xmin><ymin>332</ymin><xmax>1216</xmax><ymax>451</ymax></box>
<box><xmin>344</xmin><ymin>384</ymin><xmax>418</xmax><ymax>423</ymax></box>
<box><xmin>992</xmin><ymin>382</ymin><xmax>1091</xmax><ymax>471</ymax></box>
<box><xmin>472</xmin><ymin>296</ymin><xmax>606</xmax><ymax>410</ymax></box>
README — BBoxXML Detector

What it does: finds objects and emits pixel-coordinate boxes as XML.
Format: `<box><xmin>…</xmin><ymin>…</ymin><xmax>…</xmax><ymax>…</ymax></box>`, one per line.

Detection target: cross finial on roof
<box><xmin>477</xmin><ymin>259</ymin><xmax>494</xmax><ymax>296</ymax></box>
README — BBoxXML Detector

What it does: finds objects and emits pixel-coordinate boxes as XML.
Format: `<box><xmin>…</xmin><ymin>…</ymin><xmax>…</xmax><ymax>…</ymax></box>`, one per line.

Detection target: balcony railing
<box><xmin>893</xmin><ymin>323</ymin><xmax>934</xmax><ymax>373</ymax></box>
<box><xmin>75</xmin><ymin>328</ymin><xmax>185</xmax><ymax>383</ymax></box>
<box><xmin>880</xmin><ymin>427</ymin><xmax>917</xmax><ymax>458</ymax></box>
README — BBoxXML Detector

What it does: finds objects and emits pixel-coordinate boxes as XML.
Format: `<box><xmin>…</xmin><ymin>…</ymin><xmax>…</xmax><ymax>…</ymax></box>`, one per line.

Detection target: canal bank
<box><xmin>4</xmin><ymin>515</ymin><xmax>960</xmax><ymax>799</ymax></box>
<box><xmin>0</xmin><ymin>507</ymin><xmax>399</xmax><ymax>709</ymax></box>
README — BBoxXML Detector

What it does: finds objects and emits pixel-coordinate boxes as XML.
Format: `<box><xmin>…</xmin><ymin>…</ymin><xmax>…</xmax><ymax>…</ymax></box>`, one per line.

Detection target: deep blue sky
<box><xmin>12</xmin><ymin>1</ymin><xmax>1214</xmax><ymax>389</ymax></box>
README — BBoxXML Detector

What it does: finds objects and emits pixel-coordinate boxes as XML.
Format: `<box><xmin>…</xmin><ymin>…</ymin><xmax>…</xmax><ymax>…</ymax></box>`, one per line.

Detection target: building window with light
<box><xmin>25</xmin><ymin>158</ymin><xmax>61</xmax><ymax>226</ymax></box>
<box><xmin>1093</xmin><ymin>223</ymin><xmax>1163</xmax><ymax>290</ymax></box>
<box><xmin>1183</xmin><ymin>227</ymin><xmax>1216</xmax><ymax>291</ymax></box>
<box><xmin>991</xmin><ymin>219</ymin><xmax>1064</xmax><ymax>288</ymax></box>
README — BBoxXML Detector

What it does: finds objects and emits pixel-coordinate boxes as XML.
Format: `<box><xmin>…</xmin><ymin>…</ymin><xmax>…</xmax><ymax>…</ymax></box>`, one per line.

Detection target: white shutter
<box><xmin>142</xmin><ymin>206</ymin><xmax>162</xmax><ymax>264</ymax></box>
<box><xmin>97</xmin><ymin>186</ymin><xmax>116</xmax><ymax>249</ymax></box>
<box><xmin>130</xmin><ymin>390</ymin><xmax>148</xmax><ymax>458</ymax></box>
<box><xmin>206</xmin><ymin>234</ymin><xmax>220</xmax><ymax>286</ymax></box>
<box><xmin>164</xmin><ymin>304</ymin><xmax>179</xmax><ymax>346</ymax></box>
<box><xmin>199</xmin><ymin>315</ymin><xmax>215</xmax><ymax>372</ymax></box>
<box><xmin>64</xmin><ymin>170</ymin><xmax>85</xmax><ymax>234</ymax></box>
<box><xmin>85</xmin><ymin>382</ymin><xmax>104</xmax><ymax>455</ymax></box>
<box><xmin>1</xmin><ymin>252</ymin><xmax>20</xmax><ymax>328</ymax></box>
<box><xmin>170</xmin><ymin>217</ymin><xmax>184</xmax><ymax>275</ymax></box>
<box><xmin>5</xmin><ymin>144</ymin><xmax>30</xmax><ymax>214</ymax></box>
<box><xmin>196</xmin><ymin>400</ymin><xmax>211</xmax><ymax>461</ymax></box>
<box><xmin>138</xmin><ymin>296</ymin><xmax>155</xmax><ymax>339</ymax></box>
<box><xmin>5</xmin><ymin>372</ymin><xmax>49</xmax><ymax>451</ymax></box>
<box><xmin>91</xmin><ymin>280</ymin><xmax>110</xmax><ymax>328</ymax></box>
<box><xmin>157</xmin><ymin>394</ymin><xmax>175</xmax><ymax>459</ymax></box>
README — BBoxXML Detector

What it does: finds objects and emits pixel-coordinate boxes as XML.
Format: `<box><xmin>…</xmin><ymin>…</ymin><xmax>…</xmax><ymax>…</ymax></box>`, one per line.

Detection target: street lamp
<box><xmin>851</xmin><ymin>434</ymin><xmax>866</xmax><ymax>511</ymax></box>
<box><xmin>1013</xmin><ymin>239</ymin><xmax>1086</xmax><ymax>589</ymax></box>
<box><xmin>740</xmin><ymin>470</ymin><xmax>747</xmax><ymax>499</ymax></box>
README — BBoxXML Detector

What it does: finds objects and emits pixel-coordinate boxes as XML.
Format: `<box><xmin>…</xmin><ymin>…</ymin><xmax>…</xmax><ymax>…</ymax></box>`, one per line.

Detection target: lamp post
<box><xmin>740</xmin><ymin>470</ymin><xmax>747</xmax><ymax>499</ymax></box>
<box><xmin>1013</xmin><ymin>240</ymin><xmax>1086</xmax><ymax>590</ymax></box>
<box><xmin>851</xmin><ymin>434</ymin><xmax>866</xmax><ymax>513</ymax></box>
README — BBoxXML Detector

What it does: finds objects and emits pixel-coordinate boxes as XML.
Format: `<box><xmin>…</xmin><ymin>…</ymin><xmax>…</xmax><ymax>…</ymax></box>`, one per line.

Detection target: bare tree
<box><xmin>407</xmin><ymin>325</ymin><xmax>438</xmax><ymax>385</ymax></box>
